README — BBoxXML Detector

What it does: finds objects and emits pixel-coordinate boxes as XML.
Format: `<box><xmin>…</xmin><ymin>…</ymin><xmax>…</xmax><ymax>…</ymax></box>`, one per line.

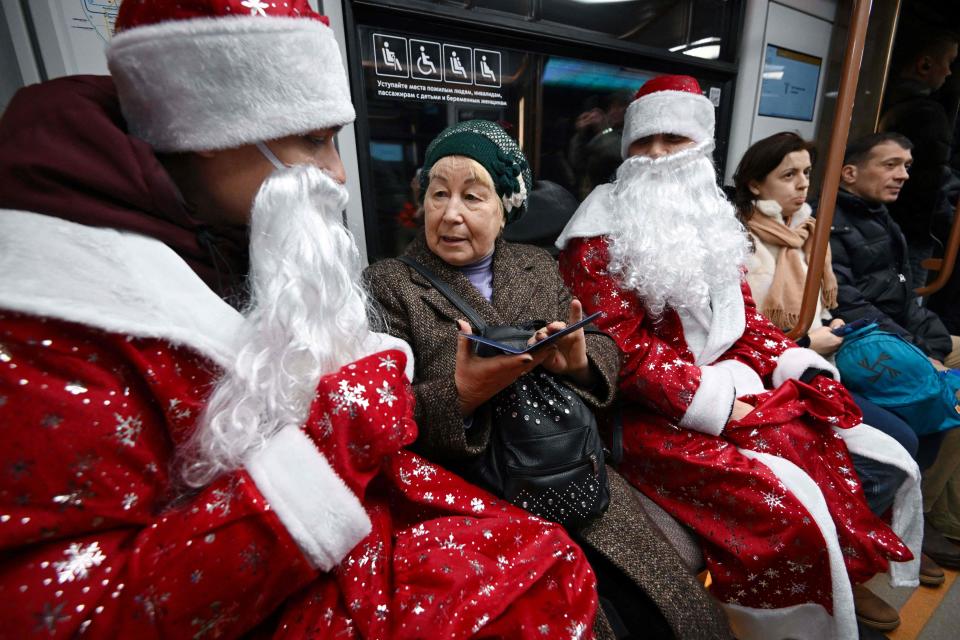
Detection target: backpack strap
<box><xmin>397</xmin><ymin>256</ymin><xmax>488</xmax><ymax>332</ymax></box>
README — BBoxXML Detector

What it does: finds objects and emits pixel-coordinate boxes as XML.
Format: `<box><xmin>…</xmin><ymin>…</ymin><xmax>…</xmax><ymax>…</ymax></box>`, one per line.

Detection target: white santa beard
<box><xmin>606</xmin><ymin>142</ymin><xmax>749</xmax><ymax>317</ymax></box>
<box><xmin>182</xmin><ymin>165</ymin><xmax>373</xmax><ymax>487</ymax></box>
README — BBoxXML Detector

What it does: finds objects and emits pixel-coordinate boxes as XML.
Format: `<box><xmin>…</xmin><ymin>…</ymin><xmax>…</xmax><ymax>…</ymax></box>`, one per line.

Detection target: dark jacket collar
<box><xmin>837</xmin><ymin>188</ymin><xmax>888</xmax><ymax>218</ymax></box>
<box><xmin>402</xmin><ymin>234</ymin><xmax>539</xmax><ymax>326</ymax></box>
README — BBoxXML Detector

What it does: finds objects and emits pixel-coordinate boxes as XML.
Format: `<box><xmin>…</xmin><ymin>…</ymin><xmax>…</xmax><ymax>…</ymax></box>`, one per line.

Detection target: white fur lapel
<box><xmin>557</xmin><ymin>185</ymin><xmax>746</xmax><ymax>363</ymax></box>
<box><xmin>555</xmin><ymin>182</ymin><xmax>617</xmax><ymax>250</ymax></box>
<box><xmin>677</xmin><ymin>279</ymin><xmax>746</xmax><ymax>365</ymax></box>
<box><xmin>0</xmin><ymin>209</ymin><xmax>243</xmax><ymax>367</ymax></box>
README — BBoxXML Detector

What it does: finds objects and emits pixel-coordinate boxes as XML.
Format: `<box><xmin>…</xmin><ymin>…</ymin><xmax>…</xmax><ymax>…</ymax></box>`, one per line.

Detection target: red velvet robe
<box><xmin>560</xmin><ymin>235</ymin><xmax>915</xmax><ymax>639</ymax></box>
<box><xmin>0</xmin><ymin>312</ymin><xmax>597</xmax><ymax>639</ymax></box>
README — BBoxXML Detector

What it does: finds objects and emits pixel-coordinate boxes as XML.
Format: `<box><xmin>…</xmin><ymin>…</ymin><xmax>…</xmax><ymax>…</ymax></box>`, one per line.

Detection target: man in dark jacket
<box><xmin>830</xmin><ymin>133</ymin><xmax>959</xmax><ymax>369</ymax></box>
<box><xmin>879</xmin><ymin>30</ymin><xmax>958</xmax><ymax>290</ymax></box>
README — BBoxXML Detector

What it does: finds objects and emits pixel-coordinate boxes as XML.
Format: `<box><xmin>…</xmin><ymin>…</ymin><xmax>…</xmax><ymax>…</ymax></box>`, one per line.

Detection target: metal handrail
<box><xmin>916</xmin><ymin>198</ymin><xmax>960</xmax><ymax>297</ymax></box>
<box><xmin>788</xmin><ymin>0</ymin><xmax>874</xmax><ymax>340</ymax></box>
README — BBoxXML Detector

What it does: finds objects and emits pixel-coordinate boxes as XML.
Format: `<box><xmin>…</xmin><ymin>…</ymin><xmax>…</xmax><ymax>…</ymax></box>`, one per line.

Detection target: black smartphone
<box><xmin>831</xmin><ymin>317</ymin><xmax>875</xmax><ymax>337</ymax></box>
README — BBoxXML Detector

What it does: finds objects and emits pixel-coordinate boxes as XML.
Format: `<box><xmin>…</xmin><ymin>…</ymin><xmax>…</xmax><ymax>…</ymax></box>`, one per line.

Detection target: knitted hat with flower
<box><xmin>420</xmin><ymin>120</ymin><xmax>532</xmax><ymax>222</ymax></box>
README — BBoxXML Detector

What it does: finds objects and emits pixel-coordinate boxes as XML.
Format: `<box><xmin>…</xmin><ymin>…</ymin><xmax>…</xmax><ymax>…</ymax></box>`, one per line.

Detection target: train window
<box><xmin>540</xmin><ymin>0</ymin><xmax>728</xmax><ymax>60</ymax></box>
<box><xmin>356</xmin><ymin>24</ymin><xmax>722</xmax><ymax>261</ymax></box>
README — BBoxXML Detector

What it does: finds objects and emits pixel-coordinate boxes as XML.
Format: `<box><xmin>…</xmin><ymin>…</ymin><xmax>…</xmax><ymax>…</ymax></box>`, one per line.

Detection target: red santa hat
<box><xmin>620</xmin><ymin>75</ymin><xmax>715</xmax><ymax>158</ymax></box>
<box><xmin>106</xmin><ymin>0</ymin><xmax>355</xmax><ymax>153</ymax></box>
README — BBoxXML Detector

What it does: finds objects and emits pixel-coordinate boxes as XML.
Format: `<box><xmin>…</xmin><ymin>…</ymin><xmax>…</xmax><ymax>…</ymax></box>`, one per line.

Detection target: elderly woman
<box><xmin>365</xmin><ymin>120</ymin><xmax>731</xmax><ymax>640</ymax></box>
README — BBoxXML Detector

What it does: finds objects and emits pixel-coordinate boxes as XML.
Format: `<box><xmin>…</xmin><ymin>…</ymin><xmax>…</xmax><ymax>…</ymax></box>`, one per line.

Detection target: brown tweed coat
<box><xmin>364</xmin><ymin>235</ymin><xmax>731</xmax><ymax>640</ymax></box>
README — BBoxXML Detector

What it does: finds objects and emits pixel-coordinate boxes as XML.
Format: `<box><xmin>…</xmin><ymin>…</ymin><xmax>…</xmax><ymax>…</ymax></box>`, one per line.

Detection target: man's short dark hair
<box><xmin>843</xmin><ymin>132</ymin><xmax>913</xmax><ymax>166</ymax></box>
<box><xmin>892</xmin><ymin>28</ymin><xmax>959</xmax><ymax>73</ymax></box>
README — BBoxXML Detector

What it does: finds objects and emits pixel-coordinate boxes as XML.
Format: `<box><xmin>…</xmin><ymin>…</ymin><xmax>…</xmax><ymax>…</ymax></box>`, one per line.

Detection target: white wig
<box><xmin>182</xmin><ymin>165</ymin><xmax>372</xmax><ymax>487</ymax></box>
<box><xmin>606</xmin><ymin>140</ymin><xmax>749</xmax><ymax>317</ymax></box>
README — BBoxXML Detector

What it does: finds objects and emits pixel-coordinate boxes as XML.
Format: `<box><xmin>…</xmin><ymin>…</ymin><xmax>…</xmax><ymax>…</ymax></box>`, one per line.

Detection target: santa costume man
<box><xmin>0</xmin><ymin>2</ymin><xmax>598</xmax><ymax>638</ymax></box>
<box><xmin>557</xmin><ymin>75</ymin><xmax>922</xmax><ymax>640</ymax></box>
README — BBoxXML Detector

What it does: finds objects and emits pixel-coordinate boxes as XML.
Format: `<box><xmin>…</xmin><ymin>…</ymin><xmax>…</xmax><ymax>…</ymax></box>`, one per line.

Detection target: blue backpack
<box><xmin>835</xmin><ymin>324</ymin><xmax>960</xmax><ymax>436</ymax></box>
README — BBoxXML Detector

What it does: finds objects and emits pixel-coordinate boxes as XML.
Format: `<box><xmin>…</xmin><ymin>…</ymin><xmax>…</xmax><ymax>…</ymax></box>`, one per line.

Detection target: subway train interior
<box><xmin>2</xmin><ymin>1</ymin><xmax>960</xmax><ymax>639</ymax></box>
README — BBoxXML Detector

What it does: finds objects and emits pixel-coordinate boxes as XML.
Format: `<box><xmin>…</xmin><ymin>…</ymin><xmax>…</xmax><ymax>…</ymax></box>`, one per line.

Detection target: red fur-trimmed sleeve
<box><xmin>560</xmin><ymin>236</ymin><xmax>733</xmax><ymax>435</ymax></box>
<box><xmin>717</xmin><ymin>280</ymin><xmax>838</xmax><ymax>388</ymax></box>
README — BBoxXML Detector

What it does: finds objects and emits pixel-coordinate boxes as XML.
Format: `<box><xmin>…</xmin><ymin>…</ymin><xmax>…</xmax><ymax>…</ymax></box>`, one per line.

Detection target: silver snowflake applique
<box><xmin>54</xmin><ymin>541</ymin><xmax>106</xmax><ymax>583</ymax></box>
<box><xmin>168</xmin><ymin>398</ymin><xmax>192</xmax><ymax>421</ymax></box>
<box><xmin>470</xmin><ymin>497</ymin><xmax>485</xmax><ymax>513</ymax></box>
<box><xmin>412</xmin><ymin>461</ymin><xmax>437</xmax><ymax>481</ymax></box>
<box><xmin>538</xmin><ymin>624</ymin><xmax>551</xmax><ymax>635</ymax></box>
<box><xmin>329</xmin><ymin>380</ymin><xmax>369</xmax><ymax>417</ymax></box>
<box><xmin>33</xmin><ymin>602</ymin><xmax>70</xmax><ymax>635</ymax></box>
<box><xmin>357</xmin><ymin>540</ymin><xmax>384</xmax><ymax>575</ymax></box>
<box><xmin>761</xmin><ymin>491</ymin><xmax>784</xmax><ymax>511</ymax></box>
<box><xmin>121</xmin><ymin>493</ymin><xmax>138</xmax><ymax>511</ymax></box>
<box><xmin>378</xmin><ymin>355</ymin><xmax>399</xmax><ymax>372</ymax></box>
<box><xmin>241</xmin><ymin>0</ymin><xmax>269</xmax><ymax>17</ymax></box>
<box><xmin>376</xmin><ymin>381</ymin><xmax>398</xmax><ymax>407</ymax></box>
<box><xmin>787</xmin><ymin>560</ymin><xmax>810</xmax><ymax>574</ymax></box>
<box><xmin>135</xmin><ymin>586</ymin><xmax>171</xmax><ymax>622</ymax></box>
<box><xmin>240</xmin><ymin>543</ymin><xmax>265</xmax><ymax>574</ymax></box>
<box><xmin>205</xmin><ymin>487</ymin><xmax>234</xmax><ymax>518</ymax></box>
<box><xmin>439</xmin><ymin>534</ymin><xmax>465</xmax><ymax>552</ymax></box>
<box><xmin>315</xmin><ymin>412</ymin><xmax>334</xmax><ymax>440</ymax></box>
<box><xmin>52</xmin><ymin>483</ymin><xmax>92</xmax><ymax>511</ymax></box>
<box><xmin>114</xmin><ymin>412</ymin><xmax>143</xmax><ymax>447</ymax></box>
<box><xmin>444</xmin><ymin>493</ymin><xmax>455</xmax><ymax>504</ymax></box>
<box><xmin>479</xmin><ymin>583</ymin><xmax>496</xmax><ymax>596</ymax></box>
<box><xmin>567</xmin><ymin>621</ymin><xmax>587</xmax><ymax>640</ymax></box>
<box><xmin>472</xmin><ymin>614</ymin><xmax>490</xmax><ymax>633</ymax></box>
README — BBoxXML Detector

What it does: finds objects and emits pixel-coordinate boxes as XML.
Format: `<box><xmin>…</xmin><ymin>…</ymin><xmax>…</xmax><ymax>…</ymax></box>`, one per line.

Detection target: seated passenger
<box><xmin>557</xmin><ymin>75</ymin><xmax>922</xmax><ymax>640</ymax></box>
<box><xmin>831</xmin><ymin>132</ymin><xmax>960</xmax><ymax>369</ymax></box>
<box><xmin>365</xmin><ymin>119</ymin><xmax>732</xmax><ymax>640</ymax></box>
<box><xmin>0</xmin><ymin>3</ymin><xmax>598</xmax><ymax>637</ymax></box>
<box><xmin>734</xmin><ymin>130</ymin><xmax>945</xmax><ymax>587</ymax></box>
<box><xmin>831</xmin><ymin>132</ymin><xmax>960</xmax><ymax>568</ymax></box>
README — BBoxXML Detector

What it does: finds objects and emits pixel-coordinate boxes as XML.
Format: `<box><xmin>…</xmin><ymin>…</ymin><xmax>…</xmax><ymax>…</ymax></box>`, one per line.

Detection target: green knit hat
<box><xmin>420</xmin><ymin>119</ymin><xmax>532</xmax><ymax>222</ymax></box>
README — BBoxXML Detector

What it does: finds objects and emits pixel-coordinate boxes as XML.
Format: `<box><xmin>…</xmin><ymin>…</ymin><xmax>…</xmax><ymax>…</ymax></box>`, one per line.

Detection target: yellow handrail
<box><xmin>788</xmin><ymin>0</ymin><xmax>874</xmax><ymax>340</ymax></box>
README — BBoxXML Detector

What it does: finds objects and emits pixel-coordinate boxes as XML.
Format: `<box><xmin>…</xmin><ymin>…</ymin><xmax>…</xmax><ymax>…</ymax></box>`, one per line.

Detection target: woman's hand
<box><xmin>728</xmin><ymin>399</ymin><xmax>755</xmax><ymax>425</ymax></box>
<box><xmin>807</xmin><ymin>324</ymin><xmax>844</xmax><ymax>356</ymax></box>
<box><xmin>530</xmin><ymin>299</ymin><xmax>594</xmax><ymax>387</ymax></box>
<box><xmin>454</xmin><ymin>320</ymin><xmax>552</xmax><ymax>416</ymax></box>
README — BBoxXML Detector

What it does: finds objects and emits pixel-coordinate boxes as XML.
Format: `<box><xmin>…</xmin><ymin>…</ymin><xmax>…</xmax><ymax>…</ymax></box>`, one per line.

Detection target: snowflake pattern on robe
<box><xmin>54</xmin><ymin>542</ymin><xmax>106</xmax><ymax>583</ymax></box>
<box><xmin>559</xmin><ymin>235</ymin><xmax>910</xmax><ymax>620</ymax></box>
<box><xmin>0</xmin><ymin>311</ymin><xmax>597</xmax><ymax>639</ymax></box>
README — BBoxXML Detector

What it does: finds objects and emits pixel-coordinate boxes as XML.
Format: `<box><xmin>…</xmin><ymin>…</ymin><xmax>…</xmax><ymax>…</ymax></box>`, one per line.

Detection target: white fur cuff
<box><xmin>772</xmin><ymin>347</ymin><xmax>840</xmax><ymax>388</ymax></box>
<box><xmin>246</xmin><ymin>425</ymin><xmax>371</xmax><ymax>571</ymax></box>
<box><xmin>679</xmin><ymin>364</ymin><xmax>735</xmax><ymax>436</ymax></box>
<box><xmin>713</xmin><ymin>359</ymin><xmax>766</xmax><ymax>396</ymax></box>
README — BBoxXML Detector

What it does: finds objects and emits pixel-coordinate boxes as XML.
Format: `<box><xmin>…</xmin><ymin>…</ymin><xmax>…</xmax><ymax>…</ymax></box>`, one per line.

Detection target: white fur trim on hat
<box><xmin>107</xmin><ymin>16</ymin><xmax>355</xmax><ymax>152</ymax></box>
<box><xmin>620</xmin><ymin>90</ymin><xmax>715</xmax><ymax>158</ymax></box>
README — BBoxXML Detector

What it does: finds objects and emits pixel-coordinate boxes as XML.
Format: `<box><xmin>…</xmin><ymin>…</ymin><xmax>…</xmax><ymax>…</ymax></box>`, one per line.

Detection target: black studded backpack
<box><xmin>399</xmin><ymin>257</ymin><xmax>611</xmax><ymax>530</ymax></box>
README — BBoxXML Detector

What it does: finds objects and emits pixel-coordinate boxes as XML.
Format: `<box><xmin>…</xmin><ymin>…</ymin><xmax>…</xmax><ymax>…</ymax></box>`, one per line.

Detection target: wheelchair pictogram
<box><xmin>410</xmin><ymin>40</ymin><xmax>442</xmax><ymax>81</ymax></box>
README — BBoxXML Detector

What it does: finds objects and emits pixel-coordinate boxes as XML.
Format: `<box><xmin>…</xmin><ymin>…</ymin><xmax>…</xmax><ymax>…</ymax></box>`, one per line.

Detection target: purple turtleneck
<box><xmin>458</xmin><ymin>251</ymin><xmax>494</xmax><ymax>301</ymax></box>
